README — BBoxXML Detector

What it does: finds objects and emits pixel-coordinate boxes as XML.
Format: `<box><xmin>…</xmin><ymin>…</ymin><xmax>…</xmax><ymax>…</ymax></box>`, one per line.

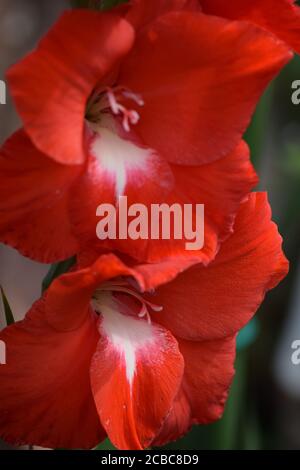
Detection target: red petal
<box><xmin>200</xmin><ymin>0</ymin><xmax>300</xmax><ymax>53</ymax></box>
<box><xmin>153</xmin><ymin>335</ymin><xmax>236</xmax><ymax>445</ymax></box>
<box><xmin>179</xmin><ymin>335</ymin><xmax>236</xmax><ymax>424</ymax></box>
<box><xmin>90</xmin><ymin>296</ymin><xmax>184</xmax><ymax>450</ymax></box>
<box><xmin>69</xmin><ymin>123</ymin><xmax>174</xmax><ymax>261</ymax></box>
<box><xmin>128</xmin><ymin>0</ymin><xmax>201</xmax><ymax>28</ymax></box>
<box><xmin>120</xmin><ymin>11</ymin><xmax>291</xmax><ymax>165</ymax></box>
<box><xmin>0</xmin><ymin>298</ymin><xmax>104</xmax><ymax>449</ymax></box>
<box><xmin>0</xmin><ymin>129</ymin><xmax>81</xmax><ymax>262</ymax></box>
<box><xmin>153</xmin><ymin>389</ymin><xmax>192</xmax><ymax>446</ymax></box>
<box><xmin>72</xmin><ymin>139</ymin><xmax>256</xmax><ymax>268</ymax></box>
<box><xmin>150</xmin><ymin>193</ymin><xmax>289</xmax><ymax>340</ymax></box>
<box><xmin>165</xmin><ymin>140</ymin><xmax>257</xmax><ymax>259</ymax></box>
<box><xmin>7</xmin><ymin>11</ymin><xmax>135</xmax><ymax>165</ymax></box>
<box><xmin>46</xmin><ymin>253</ymin><xmax>144</xmax><ymax>332</ymax></box>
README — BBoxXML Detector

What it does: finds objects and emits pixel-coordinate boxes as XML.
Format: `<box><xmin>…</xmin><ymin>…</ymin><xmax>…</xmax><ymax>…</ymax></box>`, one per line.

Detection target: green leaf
<box><xmin>71</xmin><ymin>0</ymin><xmax>128</xmax><ymax>9</ymax></box>
<box><xmin>0</xmin><ymin>286</ymin><xmax>15</xmax><ymax>326</ymax></box>
<box><xmin>94</xmin><ymin>438</ymin><xmax>117</xmax><ymax>450</ymax></box>
<box><xmin>42</xmin><ymin>257</ymin><xmax>76</xmax><ymax>293</ymax></box>
<box><xmin>101</xmin><ymin>0</ymin><xmax>128</xmax><ymax>10</ymax></box>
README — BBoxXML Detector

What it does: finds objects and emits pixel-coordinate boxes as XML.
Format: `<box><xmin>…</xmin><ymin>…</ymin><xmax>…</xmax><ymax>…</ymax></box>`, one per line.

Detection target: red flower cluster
<box><xmin>0</xmin><ymin>0</ymin><xmax>295</xmax><ymax>450</ymax></box>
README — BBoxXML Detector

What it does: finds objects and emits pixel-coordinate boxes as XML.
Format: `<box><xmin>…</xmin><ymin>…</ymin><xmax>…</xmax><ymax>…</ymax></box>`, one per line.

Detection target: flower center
<box><xmin>92</xmin><ymin>280</ymin><xmax>162</xmax><ymax>324</ymax></box>
<box><xmin>86</xmin><ymin>86</ymin><xmax>144</xmax><ymax>133</ymax></box>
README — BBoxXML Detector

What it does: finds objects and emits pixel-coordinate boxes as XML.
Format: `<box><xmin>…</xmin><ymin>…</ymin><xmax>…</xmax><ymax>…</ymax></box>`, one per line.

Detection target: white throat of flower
<box><xmin>92</xmin><ymin>280</ymin><xmax>162</xmax><ymax>325</ymax></box>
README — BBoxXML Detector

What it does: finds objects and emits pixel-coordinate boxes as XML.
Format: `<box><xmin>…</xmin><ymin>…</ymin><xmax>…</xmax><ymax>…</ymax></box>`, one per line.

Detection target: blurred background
<box><xmin>0</xmin><ymin>0</ymin><xmax>300</xmax><ymax>451</ymax></box>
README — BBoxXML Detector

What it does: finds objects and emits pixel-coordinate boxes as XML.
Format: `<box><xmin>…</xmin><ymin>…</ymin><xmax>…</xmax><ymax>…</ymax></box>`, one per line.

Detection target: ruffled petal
<box><xmin>0</xmin><ymin>129</ymin><xmax>81</xmax><ymax>262</ymax></box>
<box><xmin>128</xmin><ymin>0</ymin><xmax>201</xmax><ymax>28</ymax></box>
<box><xmin>7</xmin><ymin>10</ymin><xmax>135</xmax><ymax>164</ymax></box>
<box><xmin>46</xmin><ymin>253</ymin><xmax>144</xmax><ymax>331</ymax></box>
<box><xmin>200</xmin><ymin>0</ymin><xmax>300</xmax><ymax>53</ymax></box>
<box><xmin>153</xmin><ymin>335</ymin><xmax>236</xmax><ymax>445</ymax></box>
<box><xmin>71</xmin><ymin>140</ymin><xmax>257</xmax><ymax>268</ymax></box>
<box><xmin>0</xmin><ymin>298</ymin><xmax>104</xmax><ymax>449</ymax></box>
<box><xmin>179</xmin><ymin>335</ymin><xmax>236</xmax><ymax>424</ymax></box>
<box><xmin>90</xmin><ymin>293</ymin><xmax>184</xmax><ymax>450</ymax></box>
<box><xmin>152</xmin><ymin>389</ymin><xmax>192</xmax><ymax>447</ymax></box>
<box><xmin>150</xmin><ymin>193</ymin><xmax>289</xmax><ymax>340</ymax></box>
<box><xmin>120</xmin><ymin>11</ymin><xmax>291</xmax><ymax>165</ymax></box>
<box><xmin>69</xmin><ymin>122</ymin><xmax>174</xmax><ymax>262</ymax></box>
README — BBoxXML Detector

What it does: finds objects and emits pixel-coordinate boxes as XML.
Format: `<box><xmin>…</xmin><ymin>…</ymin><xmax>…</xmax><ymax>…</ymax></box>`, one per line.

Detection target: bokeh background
<box><xmin>0</xmin><ymin>0</ymin><xmax>300</xmax><ymax>451</ymax></box>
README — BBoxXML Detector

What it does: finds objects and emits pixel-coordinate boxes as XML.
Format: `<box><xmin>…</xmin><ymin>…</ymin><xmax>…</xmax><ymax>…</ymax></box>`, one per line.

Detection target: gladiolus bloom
<box><xmin>0</xmin><ymin>3</ymin><xmax>291</xmax><ymax>267</ymax></box>
<box><xmin>0</xmin><ymin>193</ymin><xmax>288</xmax><ymax>449</ymax></box>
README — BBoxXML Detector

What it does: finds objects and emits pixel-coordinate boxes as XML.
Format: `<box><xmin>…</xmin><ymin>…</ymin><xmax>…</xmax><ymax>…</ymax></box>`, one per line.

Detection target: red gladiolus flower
<box><xmin>199</xmin><ymin>0</ymin><xmax>300</xmax><ymax>54</ymax></box>
<box><xmin>0</xmin><ymin>193</ymin><xmax>288</xmax><ymax>450</ymax></box>
<box><xmin>0</xmin><ymin>2</ymin><xmax>291</xmax><ymax>267</ymax></box>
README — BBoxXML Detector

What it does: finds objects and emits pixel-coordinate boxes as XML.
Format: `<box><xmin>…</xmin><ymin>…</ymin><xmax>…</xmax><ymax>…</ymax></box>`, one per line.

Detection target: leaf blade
<box><xmin>42</xmin><ymin>257</ymin><xmax>76</xmax><ymax>293</ymax></box>
<box><xmin>0</xmin><ymin>286</ymin><xmax>15</xmax><ymax>326</ymax></box>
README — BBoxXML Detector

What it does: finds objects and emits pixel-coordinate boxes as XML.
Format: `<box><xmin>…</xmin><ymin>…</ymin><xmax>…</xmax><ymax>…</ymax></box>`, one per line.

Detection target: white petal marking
<box><xmin>95</xmin><ymin>293</ymin><xmax>155</xmax><ymax>386</ymax></box>
<box><xmin>90</xmin><ymin>126</ymin><xmax>152</xmax><ymax>200</ymax></box>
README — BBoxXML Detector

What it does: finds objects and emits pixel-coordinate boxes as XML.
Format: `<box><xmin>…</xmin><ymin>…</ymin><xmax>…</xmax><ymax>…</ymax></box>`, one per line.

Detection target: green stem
<box><xmin>71</xmin><ymin>0</ymin><xmax>128</xmax><ymax>9</ymax></box>
<box><xmin>42</xmin><ymin>257</ymin><xmax>76</xmax><ymax>293</ymax></box>
<box><xmin>71</xmin><ymin>0</ymin><xmax>102</xmax><ymax>9</ymax></box>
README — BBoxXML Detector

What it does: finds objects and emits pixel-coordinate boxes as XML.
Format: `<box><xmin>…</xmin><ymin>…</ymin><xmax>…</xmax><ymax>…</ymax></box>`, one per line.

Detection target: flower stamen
<box><xmin>87</xmin><ymin>86</ymin><xmax>144</xmax><ymax>132</ymax></box>
<box><xmin>94</xmin><ymin>281</ymin><xmax>162</xmax><ymax>325</ymax></box>
<box><xmin>106</xmin><ymin>87</ymin><xmax>144</xmax><ymax>133</ymax></box>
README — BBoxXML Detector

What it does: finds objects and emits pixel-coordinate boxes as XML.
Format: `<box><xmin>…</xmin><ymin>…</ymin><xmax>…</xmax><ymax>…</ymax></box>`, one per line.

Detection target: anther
<box><xmin>106</xmin><ymin>87</ymin><xmax>144</xmax><ymax>133</ymax></box>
